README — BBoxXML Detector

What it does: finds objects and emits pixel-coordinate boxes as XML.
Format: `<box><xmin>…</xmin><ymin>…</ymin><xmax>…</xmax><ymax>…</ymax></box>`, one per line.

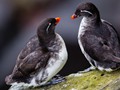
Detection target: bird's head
<box><xmin>71</xmin><ymin>2</ymin><xmax>99</xmax><ymax>19</ymax></box>
<box><xmin>37</xmin><ymin>17</ymin><xmax>60</xmax><ymax>44</ymax></box>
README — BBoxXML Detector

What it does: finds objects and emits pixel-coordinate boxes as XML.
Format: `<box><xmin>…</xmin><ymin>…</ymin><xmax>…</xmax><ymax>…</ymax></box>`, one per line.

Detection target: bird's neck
<box><xmin>38</xmin><ymin>34</ymin><xmax>56</xmax><ymax>49</ymax></box>
<box><xmin>82</xmin><ymin>14</ymin><xmax>101</xmax><ymax>27</ymax></box>
<box><xmin>79</xmin><ymin>16</ymin><xmax>101</xmax><ymax>37</ymax></box>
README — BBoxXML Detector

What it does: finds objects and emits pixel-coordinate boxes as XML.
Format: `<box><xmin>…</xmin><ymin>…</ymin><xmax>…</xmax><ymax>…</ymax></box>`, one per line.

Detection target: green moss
<box><xmin>9</xmin><ymin>70</ymin><xmax>120</xmax><ymax>90</ymax></box>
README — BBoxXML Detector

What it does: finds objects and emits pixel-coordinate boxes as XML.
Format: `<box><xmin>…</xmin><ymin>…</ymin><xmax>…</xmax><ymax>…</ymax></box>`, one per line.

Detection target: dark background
<box><xmin>0</xmin><ymin>0</ymin><xmax>120</xmax><ymax>89</ymax></box>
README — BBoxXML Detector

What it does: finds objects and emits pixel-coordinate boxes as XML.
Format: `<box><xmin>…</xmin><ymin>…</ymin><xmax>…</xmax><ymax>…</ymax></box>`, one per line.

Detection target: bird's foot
<box><xmin>78</xmin><ymin>66</ymin><xmax>96</xmax><ymax>74</ymax></box>
<box><xmin>50</xmin><ymin>74</ymin><xmax>65</xmax><ymax>84</ymax></box>
<box><xmin>41</xmin><ymin>75</ymin><xmax>65</xmax><ymax>87</ymax></box>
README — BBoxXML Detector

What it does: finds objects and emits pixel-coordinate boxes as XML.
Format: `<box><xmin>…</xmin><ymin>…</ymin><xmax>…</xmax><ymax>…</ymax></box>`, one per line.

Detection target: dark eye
<box><xmin>76</xmin><ymin>9</ymin><xmax>80</xmax><ymax>12</ymax></box>
<box><xmin>75</xmin><ymin>9</ymin><xmax>80</xmax><ymax>15</ymax></box>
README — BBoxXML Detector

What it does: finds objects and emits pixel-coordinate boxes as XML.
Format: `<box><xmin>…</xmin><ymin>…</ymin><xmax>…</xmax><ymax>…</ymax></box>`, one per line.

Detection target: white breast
<box><xmin>43</xmin><ymin>34</ymin><xmax>68</xmax><ymax>84</ymax></box>
<box><xmin>78</xmin><ymin>17</ymin><xmax>89</xmax><ymax>37</ymax></box>
<box><xmin>78</xmin><ymin>17</ymin><xmax>96</xmax><ymax>67</ymax></box>
<box><xmin>30</xmin><ymin>33</ymin><xmax>68</xmax><ymax>86</ymax></box>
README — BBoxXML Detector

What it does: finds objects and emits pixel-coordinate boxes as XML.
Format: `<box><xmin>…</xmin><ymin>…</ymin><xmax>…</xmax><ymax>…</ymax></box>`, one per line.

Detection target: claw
<box><xmin>41</xmin><ymin>74</ymin><xmax>65</xmax><ymax>87</ymax></box>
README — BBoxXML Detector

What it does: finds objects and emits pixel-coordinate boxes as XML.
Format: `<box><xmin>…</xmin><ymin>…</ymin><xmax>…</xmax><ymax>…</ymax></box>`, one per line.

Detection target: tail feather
<box><xmin>5</xmin><ymin>75</ymin><xmax>16</xmax><ymax>85</ymax></box>
<box><xmin>112</xmin><ymin>56</ymin><xmax>120</xmax><ymax>63</ymax></box>
<box><xmin>5</xmin><ymin>70</ymin><xmax>31</xmax><ymax>85</ymax></box>
<box><xmin>5</xmin><ymin>70</ymin><xmax>26</xmax><ymax>85</ymax></box>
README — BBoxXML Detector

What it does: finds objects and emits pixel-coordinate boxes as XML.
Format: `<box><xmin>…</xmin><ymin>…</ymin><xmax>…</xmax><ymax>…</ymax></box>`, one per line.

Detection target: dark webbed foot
<box><xmin>41</xmin><ymin>74</ymin><xmax>65</xmax><ymax>87</ymax></box>
<box><xmin>50</xmin><ymin>75</ymin><xmax>66</xmax><ymax>84</ymax></box>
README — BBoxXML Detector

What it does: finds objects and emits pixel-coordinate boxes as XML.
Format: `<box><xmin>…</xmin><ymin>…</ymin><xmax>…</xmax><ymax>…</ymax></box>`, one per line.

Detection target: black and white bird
<box><xmin>71</xmin><ymin>2</ymin><xmax>120</xmax><ymax>72</ymax></box>
<box><xmin>5</xmin><ymin>17</ymin><xmax>68</xmax><ymax>86</ymax></box>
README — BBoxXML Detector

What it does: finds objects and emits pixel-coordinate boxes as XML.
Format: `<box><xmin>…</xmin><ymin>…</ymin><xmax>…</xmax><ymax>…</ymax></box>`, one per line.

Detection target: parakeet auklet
<box><xmin>71</xmin><ymin>2</ymin><xmax>120</xmax><ymax>72</ymax></box>
<box><xmin>5</xmin><ymin>17</ymin><xmax>68</xmax><ymax>86</ymax></box>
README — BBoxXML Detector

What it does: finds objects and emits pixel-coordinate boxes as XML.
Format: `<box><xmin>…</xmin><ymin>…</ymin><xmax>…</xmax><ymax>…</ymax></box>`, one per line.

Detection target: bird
<box><xmin>71</xmin><ymin>2</ymin><xmax>120</xmax><ymax>72</ymax></box>
<box><xmin>5</xmin><ymin>17</ymin><xmax>68</xmax><ymax>86</ymax></box>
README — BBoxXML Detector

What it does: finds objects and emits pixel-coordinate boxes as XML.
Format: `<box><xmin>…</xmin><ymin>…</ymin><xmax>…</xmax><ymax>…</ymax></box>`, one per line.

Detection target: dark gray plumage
<box><xmin>72</xmin><ymin>2</ymin><xmax>120</xmax><ymax>72</ymax></box>
<box><xmin>5</xmin><ymin>17</ymin><xmax>68</xmax><ymax>86</ymax></box>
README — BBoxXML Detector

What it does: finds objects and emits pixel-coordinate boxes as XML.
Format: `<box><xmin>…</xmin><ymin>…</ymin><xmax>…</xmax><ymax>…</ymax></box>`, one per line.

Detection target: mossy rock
<box><xmin>9</xmin><ymin>70</ymin><xmax>120</xmax><ymax>90</ymax></box>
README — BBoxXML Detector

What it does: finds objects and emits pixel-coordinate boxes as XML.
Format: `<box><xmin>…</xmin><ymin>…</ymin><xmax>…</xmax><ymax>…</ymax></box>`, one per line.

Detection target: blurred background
<box><xmin>0</xmin><ymin>0</ymin><xmax>120</xmax><ymax>89</ymax></box>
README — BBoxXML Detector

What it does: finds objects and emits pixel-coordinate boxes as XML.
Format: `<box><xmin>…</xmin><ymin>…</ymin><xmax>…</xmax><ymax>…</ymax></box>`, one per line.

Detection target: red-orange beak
<box><xmin>55</xmin><ymin>17</ymin><xmax>61</xmax><ymax>24</ymax></box>
<box><xmin>71</xmin><ymin>14</ymin><xmax>77</xmax><ymax>20</ymax></box>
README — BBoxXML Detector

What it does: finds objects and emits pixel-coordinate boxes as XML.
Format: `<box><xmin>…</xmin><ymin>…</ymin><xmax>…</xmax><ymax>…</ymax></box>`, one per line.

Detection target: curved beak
<box><xmin>55</xmin><ymin>17</ymin><xmax>61</xmax><ymax>24</ymax></box>
<box><xmin>71</xmin><ymin>14</ymin><xmax>78</xmax><ymax>20</ymax></box>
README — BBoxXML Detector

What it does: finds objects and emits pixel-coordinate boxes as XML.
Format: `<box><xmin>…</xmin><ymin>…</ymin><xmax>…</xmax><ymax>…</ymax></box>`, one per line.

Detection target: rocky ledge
<box><xmin>9</xmin><ymin>70</ymin><xmax>120</xmax><ymax>90</ymax></box>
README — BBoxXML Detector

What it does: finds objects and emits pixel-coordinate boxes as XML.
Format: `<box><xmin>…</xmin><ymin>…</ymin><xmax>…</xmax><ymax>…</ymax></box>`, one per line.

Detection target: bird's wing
<box><xmin>18</xmin><ymin>35</ymin><xmax>40</xmax><ymax>60</ymax></box>
<box><xmin>102</xmin><ymin>19</ymin><xmax>120</xmax><ymax>43</ymax></box>
<box><xmin>81</xmin><ymin>32</ymin><xmax>120</xmax><ymax>63</ymax></box>
<box><xmin>16</xmin><ymin>35</ymin><xmax>40</xmax><ymax>67</ymax></box>
<box><xmin>12</xmin><ymin>49</ymin><xmax>50</xmax><ymax>78</ymax></box>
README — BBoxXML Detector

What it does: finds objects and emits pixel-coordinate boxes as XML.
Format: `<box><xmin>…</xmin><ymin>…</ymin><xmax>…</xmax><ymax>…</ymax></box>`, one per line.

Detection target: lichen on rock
<box><xmin>9</xmin><ymin>70</ymin><xmax>120</xmax><ymax>90</ymax></box>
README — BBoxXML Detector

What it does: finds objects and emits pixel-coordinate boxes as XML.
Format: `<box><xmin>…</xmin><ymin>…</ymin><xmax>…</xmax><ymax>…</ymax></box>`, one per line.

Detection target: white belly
<box><xmin>78</xmin><ymin>17</ymin><xmax>95</xmax><ymax>67</ymax></box>
<box><xmin>30</xmin><ymin>34</ymin><xmax>68</xmax><ymax>86</ymax></box>
<box><xmin>43</xmin><ymin>39</ymin><xmax>68</xmax><ymax>85</ymax></box>
<box><xmin>78</xmin><ymin>37</ymin><xmax>95</xmax><ymax>67</ymax></box>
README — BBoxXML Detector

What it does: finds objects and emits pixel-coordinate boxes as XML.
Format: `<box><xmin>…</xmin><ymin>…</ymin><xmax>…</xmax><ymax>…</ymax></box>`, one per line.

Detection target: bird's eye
<box><xmin>46</xmin><ymin>23</ymin><xmax>51</xmax><ymax>34</ymax></box>
<box><xmin>75</xmin><ymin>9</ymin><xmax>80</xmax><ymax>15</ymax></box>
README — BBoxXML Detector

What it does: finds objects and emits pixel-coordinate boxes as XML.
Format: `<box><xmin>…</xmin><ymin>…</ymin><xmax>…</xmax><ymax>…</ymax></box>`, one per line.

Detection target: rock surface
<box><xmin>9</xmin><ymin>70</ymin><xmax>120</xmax><ymax>90</ymax></box>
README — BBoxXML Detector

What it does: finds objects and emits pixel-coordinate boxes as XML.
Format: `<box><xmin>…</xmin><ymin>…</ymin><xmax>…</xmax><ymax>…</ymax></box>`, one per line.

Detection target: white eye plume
<box><xmin>81</xmin><ymin>10</ymin><xmax>93</xmax><ymax>15</ymax></box>
<box><xmin>46</xmin><ymin>23</ymin><xmax>51</xmax><ymax>34</ymax></box>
